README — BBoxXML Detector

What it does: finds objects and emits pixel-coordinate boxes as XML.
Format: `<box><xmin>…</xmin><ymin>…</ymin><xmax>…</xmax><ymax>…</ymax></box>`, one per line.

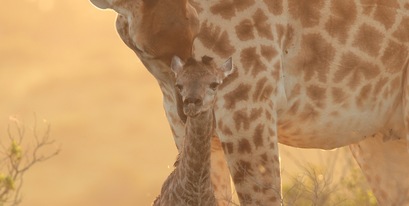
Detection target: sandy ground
<box><xmin>0</xmin><ymin>1</ymin><xmax>359</xmax><ymax>206</ymax></box>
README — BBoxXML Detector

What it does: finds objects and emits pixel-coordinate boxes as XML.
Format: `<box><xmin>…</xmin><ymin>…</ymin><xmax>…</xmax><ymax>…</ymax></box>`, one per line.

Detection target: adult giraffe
<box><xmin>90</xmin><ymin>0</ymin><xmax>409</xmax><ymax>205</ymax></box>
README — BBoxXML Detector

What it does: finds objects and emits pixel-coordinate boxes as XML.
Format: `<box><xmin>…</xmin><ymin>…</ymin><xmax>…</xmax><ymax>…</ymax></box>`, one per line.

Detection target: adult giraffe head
<box><xmin>90</xmin><ymin>0</ymin><xmax>199</xmax><ymax>65</ymax></box>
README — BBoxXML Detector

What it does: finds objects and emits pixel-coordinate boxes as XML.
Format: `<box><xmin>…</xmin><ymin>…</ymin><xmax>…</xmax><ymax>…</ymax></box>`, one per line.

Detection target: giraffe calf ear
<box><xmin>219</xmin><ymin>57</ymin><xmax>234</xmax><ymax>78</ymax></box>
<box><xmin>171</xmin><ymin>56</ymin><xmax>184</xmax><ymax>75</ymax></box>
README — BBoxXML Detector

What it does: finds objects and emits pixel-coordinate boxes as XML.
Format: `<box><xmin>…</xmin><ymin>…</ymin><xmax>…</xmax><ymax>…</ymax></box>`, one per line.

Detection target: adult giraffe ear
<box><xmin>90</xmin><ymin>0</ymin><xmax>112</xmax><ymax>9</ymax></box>
<box><xmin>90</xmin><ymin>0</ymin><xmax>140</xmax><ymax>16</ymax></box>
<box><xmin>219</xmin><ymin>57</ymin><xmax>234</xmax><ymax>78</ymax></box>
<box><xmin>171</xmin><ymin>56</ymin><xmax>184</xmax><ymax>75</ymax></box>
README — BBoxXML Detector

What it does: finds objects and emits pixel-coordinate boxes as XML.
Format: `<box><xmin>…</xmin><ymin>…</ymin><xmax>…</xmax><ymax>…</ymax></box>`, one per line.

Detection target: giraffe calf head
<box><xmin>171</xmin><ymin>56</ymin><xmax>233</xmax><ymax>117</ymax></box>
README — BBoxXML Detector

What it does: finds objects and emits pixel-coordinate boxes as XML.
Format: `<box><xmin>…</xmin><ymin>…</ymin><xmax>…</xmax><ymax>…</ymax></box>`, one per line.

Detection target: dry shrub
<box><xmin>0</xmin><ymin>116</ymin><xmax>59</xmax><ymax>205</ymax></box>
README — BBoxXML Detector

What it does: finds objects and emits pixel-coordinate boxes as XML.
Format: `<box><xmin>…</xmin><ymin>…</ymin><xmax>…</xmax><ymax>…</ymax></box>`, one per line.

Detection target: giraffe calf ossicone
<box><xmin>153</xmin><ymin>56</ymin><xmax>233</xmax><ymax>206</ymax></box>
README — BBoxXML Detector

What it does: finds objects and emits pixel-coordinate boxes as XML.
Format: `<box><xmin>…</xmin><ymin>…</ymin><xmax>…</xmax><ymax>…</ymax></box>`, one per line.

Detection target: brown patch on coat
<box><xmin>222</xmin><ymin>142</ymin><xmax>234</xmax><ymax>154</ymax></box>
<box><xmin>306</xmin><ymin>85</ymin><xmax>327</xmax><ymax>108</ymax></box>
<box><xmin>300</xmin><ymin>103</ymin><xmax>320</xmax><ymax>122</ymax></box>
<box><xmin>373</xmin><ymin>77</ymin><xmax>389</xmax><ymax>97</ymax></box>
<box><xmin>238</xmin><ymin>138</ymin><xmax>252</xmax><ymax>154</ymax></box>
<box><xmin>218</xmin><ymin>120</ymin><xmax>233</xmax><ymax>136</ymax></box>
<box><xmin>210</xmin><ymin>1</ymin><xmax>236</xmax><ymax>19</ymax></box>
<box><xmin>236</xmin><ymin>19</ymin><xmax>255</xmax><ymax>41</ymax></box>
<box><xmin>331</xmin><ymin>87</ymin><xmax>347</xmax><ymax>104</ymax></box>
<box><xmin>325</xmin><ymin>0</ymin><xmax>357</xmax><ymax>44</ymax></box>
<box><xmin>253</xmin><ymin>124</ymin><xmax>265</xmax><ymax>148</ymax></box>
<box><xmin>233</xmin><ymin>108</ymin><xmax>263</xmax><ymax>131</ymax></box>
<box><xmin>233</xmin><ymin>160</ymin><xmax>253</xmax><ymax>184</ymax></box>
<box><xmin>353</xmin><ymin>24</ymin><xmax>384</xmax><ymax>57</ymax></box>
<box><xmin>334</xmin><ymin>53</ymin><xmax>380</xmax><ymax>89</ymax></box>
<box><xmin>288</xmin><ymin>100</ymin><xmax>300</xmax><ymax>115</ymax></box>
<box><xmin>295</xmin><ymin>33</ymin><xmax>335</xmax><ymax>83</ymax></box>
<box><xmin>288</xmin><ymin>0</ymin><xmax>325</xmax><ymax>28</ymax></box>
<box><xmin>356</xmin><ymin>84</ymin><xmax>373</xmax><ymax>108</ymax></box>
<box><xmin>210</xmin><ymin>0</ymin><xmax>255</xmax><ymax>19</ymax></box>
<box><xmin>373</xmin><ymin>0</ymin><xmax>399</xmax><ymax>29</ymax></box>
<box><xmin>240</xmin><ymin>47</ymin><xmax>268</xmax><ymax>76</ymax></box>
<box><xmin>263</xmin><ymin>0</ymin><xmax>283</xmax><ymax>15</ymax></box>
<box><xmin>197</xmin><ymin>21</ymin><xmax>236</xmax><ymax>58</ymax></box>
<box><xmin>253</xmin><ymin>77</ymin><xmax>274</xmax><ymax>102</ymax></box>
<box><xmin>260</xmin><ymin>45</ymin><xmax>278</xmax><ymax>61</ymax></box>
<box><xmin>382</xmin><ymin>41</ymin><xmax>409</xmax><ymax>74</ymax></box>
<box><xmin>252</xmin><ymin>9</ymin><xmax>274</xmax><ymax>40</ymax></box>
<box><xmin>393</xmin><ymin>16</ymin><xmax>409</xmax><ymax>43</ymax></box>
<box><xmin>223</xmin><ymin>83</ymin><xmax>252</xmax><ymax>109</ymax></box>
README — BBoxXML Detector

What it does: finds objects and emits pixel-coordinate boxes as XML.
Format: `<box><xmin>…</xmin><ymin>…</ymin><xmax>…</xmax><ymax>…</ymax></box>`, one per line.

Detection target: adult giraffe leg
<box><xmin>218</xmin><ymin>105</ymin><xmax>282</xmax><ymax>205</ymax></box>
<box><xmin>350</xmin><ymin>136</ymin><xmax>409</xmax><ymax>205</ymax></box>
<box><xmin>211</xmin><ymin>136</ymin><xmax>233</xmax><ymax>205</ymax></box>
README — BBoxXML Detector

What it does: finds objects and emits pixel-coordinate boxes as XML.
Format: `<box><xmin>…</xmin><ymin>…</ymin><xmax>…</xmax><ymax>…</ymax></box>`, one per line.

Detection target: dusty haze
<box><xmin>0</xmin><ymin>1</ymin><xmax>357</xmax><ymax>205</ymax></box>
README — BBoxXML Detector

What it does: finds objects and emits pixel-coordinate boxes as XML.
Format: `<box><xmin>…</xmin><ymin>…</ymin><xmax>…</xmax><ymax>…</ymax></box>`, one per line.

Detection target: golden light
<box><xmin>38</xmin><ymin>0</ymin><xmax>54</xmax><ymax>12</ymax></box>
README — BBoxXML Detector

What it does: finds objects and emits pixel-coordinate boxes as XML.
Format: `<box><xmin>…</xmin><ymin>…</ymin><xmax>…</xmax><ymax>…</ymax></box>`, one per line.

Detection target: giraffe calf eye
<box><xmin>209</xmin><ymin>82</ymin><xmax>220</xmax><ymax>90</ymax></box>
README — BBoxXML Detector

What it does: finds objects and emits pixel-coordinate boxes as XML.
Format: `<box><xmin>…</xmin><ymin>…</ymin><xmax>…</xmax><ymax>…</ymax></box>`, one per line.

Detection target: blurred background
<box><xmin>0</xmin><ymin>1</ymin><xmax>368</xmax><ymax>206</ymax></box>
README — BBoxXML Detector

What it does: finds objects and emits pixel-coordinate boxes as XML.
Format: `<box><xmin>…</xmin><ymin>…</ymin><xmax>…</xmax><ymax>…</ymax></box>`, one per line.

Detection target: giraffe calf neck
<box><xmin>153</xmin><ymin>109</ymin><xmax>217</xmax><ymax>206</ymax></box>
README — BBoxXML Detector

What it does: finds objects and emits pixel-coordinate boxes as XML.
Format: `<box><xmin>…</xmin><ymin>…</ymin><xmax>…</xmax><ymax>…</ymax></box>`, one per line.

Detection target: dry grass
<box><xmin>282</xmin><ymin>148</ymin><xmax>378</xmax><ymax>206</ymax></box>
<box><xmin>212</xmin><ymin>147</ymin><xmax>377</xmax><ymax>206</ymax></box>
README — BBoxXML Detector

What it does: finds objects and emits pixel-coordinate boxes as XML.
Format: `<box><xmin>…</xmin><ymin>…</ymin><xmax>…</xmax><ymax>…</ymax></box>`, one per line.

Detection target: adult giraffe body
<box><xmin>194</xmin><ymin>1</ymin><xmax>409</xmax><ymax>204</ymax></box>
<box><xmin>91</xmin><ymin>0</ymin><xmax>409</xmax><ymax>205</ymax></box>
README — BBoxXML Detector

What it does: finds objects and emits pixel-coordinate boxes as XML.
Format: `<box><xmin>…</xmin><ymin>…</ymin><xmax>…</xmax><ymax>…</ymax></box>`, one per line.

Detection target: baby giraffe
<box><xmin>153</xmin><ymin>55</ymin><xmax>233</xmax><ymax>206</ymax></box>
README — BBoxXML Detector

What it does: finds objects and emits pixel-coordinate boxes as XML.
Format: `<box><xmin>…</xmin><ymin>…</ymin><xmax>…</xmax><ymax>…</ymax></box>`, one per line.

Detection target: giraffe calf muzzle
<box><xmin>184</xmin><ymin>97</ymin><xmax>203</xmax><ymax>106</ymax></box>
<box><xmin>183</xmin><ymin>98</ymin><xmax>202</xmax><ymax>117</ymax></box>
